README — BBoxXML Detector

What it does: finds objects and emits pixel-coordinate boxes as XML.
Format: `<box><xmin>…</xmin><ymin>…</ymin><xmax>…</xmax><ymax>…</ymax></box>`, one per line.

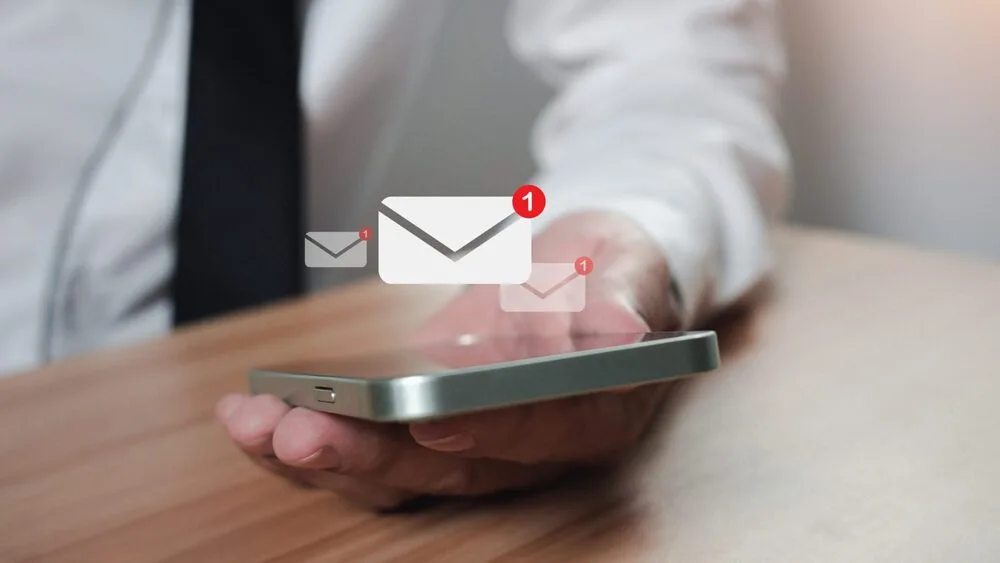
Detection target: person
<box><xmin>1</xmin><ymin>0</ymin><xmax>789</xmax><ymax>508</ymax></box>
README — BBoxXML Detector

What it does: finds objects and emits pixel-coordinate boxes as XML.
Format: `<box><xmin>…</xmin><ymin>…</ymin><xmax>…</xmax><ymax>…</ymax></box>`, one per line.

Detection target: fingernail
<box><xmin>217</xmin><ymin>395</ymin><xmax>242</xmax><ymax>421</ymax></box>
<box><xmin>411</xmin><ymin>424</ymin><xmax>475</xmax><ymax>452</ymax></box>
<box><xmin>296</xmin><ymin>446</ymin><xmax>339</xmax><ymax>468</ymax></box>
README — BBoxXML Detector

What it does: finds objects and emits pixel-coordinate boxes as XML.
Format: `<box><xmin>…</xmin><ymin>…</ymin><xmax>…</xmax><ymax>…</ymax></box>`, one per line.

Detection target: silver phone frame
<box><xmin>249</xmin><ymin>331</ymin><xmax>720</xmax><ymax>422</ymax></box>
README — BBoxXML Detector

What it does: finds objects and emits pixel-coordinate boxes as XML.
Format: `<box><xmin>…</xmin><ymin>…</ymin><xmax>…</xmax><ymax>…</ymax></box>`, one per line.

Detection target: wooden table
<box><xmin>1</xmin><ymin>228</ymin><xmax>998</xmax><ymax>562</ymax></box>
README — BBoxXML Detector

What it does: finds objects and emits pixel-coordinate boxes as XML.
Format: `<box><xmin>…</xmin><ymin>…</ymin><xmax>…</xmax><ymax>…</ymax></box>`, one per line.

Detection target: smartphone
<box><xmin>249</xmin><ymin>331</ymin><xmax>719</xmax><ymax>422</ymax></box>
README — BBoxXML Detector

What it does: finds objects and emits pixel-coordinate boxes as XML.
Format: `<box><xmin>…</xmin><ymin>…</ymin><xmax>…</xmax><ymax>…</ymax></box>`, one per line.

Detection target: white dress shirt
<box><xmin>0</xmin><ymin>0</ymin><xmax>789</xmax><ymax>376</ymax></box>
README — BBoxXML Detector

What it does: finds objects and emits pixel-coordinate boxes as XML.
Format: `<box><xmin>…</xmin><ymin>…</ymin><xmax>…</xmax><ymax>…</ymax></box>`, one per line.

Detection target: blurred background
<box><xmin>323</xmin><ymin>0</ymin><xmax>999</xmax><ymax>293</ymax></box>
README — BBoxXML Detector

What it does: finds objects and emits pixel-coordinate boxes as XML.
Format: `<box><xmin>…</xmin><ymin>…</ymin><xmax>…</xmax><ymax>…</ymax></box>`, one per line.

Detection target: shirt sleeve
<box><xmin>505</xmin><ymin>0</ymin><xmax>791</xmax><ymax>327</ymax></box>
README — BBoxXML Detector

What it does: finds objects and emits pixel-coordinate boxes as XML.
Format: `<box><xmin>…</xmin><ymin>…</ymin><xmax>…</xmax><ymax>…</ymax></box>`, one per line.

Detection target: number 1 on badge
<box><xmin>512</xmin><ymin>185</ymin><xmax>546</xmax><ymax>219</ymax></box>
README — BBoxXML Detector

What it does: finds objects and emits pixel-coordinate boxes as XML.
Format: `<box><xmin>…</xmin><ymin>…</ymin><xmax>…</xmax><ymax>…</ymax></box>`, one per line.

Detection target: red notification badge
<box><xmin>512</xmin><ymin>185</ymin><xmax>546</xmax><ymax>219</ymax></box>
<box><xmin>358</xmin><ymin>227</ymin><xmax>372</xmax><ymax>241</ymax></box>
<box><xmin>574</xmin><ymin>256</ymin><xmax>593</xmax><ymax>276</ymax></box>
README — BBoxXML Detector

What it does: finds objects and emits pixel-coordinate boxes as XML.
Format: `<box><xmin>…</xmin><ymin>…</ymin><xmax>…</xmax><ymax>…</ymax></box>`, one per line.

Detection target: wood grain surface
<box><xmin>1</xmin><ymin>227</ymin><xmax>998</xmax><ymax>562</ymax></box>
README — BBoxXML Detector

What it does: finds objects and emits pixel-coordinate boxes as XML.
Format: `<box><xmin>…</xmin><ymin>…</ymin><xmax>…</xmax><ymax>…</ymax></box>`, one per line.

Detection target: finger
<box><xmin>584</xmin><ymin>236</ymin><xmax>677</xmax><ymax>332</ymax></box>
<box><xmin>248</xmin><ymin>452</ymin><xmax>317</xmax><ymax>489</ymax></box>
<box><xmin>572</xmin><ymin>297</ymin><xmax>650</xmax><ymax>335</ymax></box>
<box><xmin>225</xmin><ymin>394</ymin><xmax>290</xmax><ymax>455</ymax></box>
<box><xmin>532</xmin><ymin>210</ymin><xmax>677</xmax><ymax>332</ymax></box>
<box><xmin>271</xmin><ymin>407</ymin><xmax>563</xmax><ymax>496</ymax></box>
<box><xmin>410</xmin><ymin>384</ymin><xmax>669</xmax><ymax>463</ymax></box>
<box><xmin>252</xmin><ymin>451</ymin><xmax>415</xmax><ymax>509</ymax></box>
<box><xmin>215</xmin><ymin>393</ymin><xmax>246</xmax><ymax>424</ymax></box>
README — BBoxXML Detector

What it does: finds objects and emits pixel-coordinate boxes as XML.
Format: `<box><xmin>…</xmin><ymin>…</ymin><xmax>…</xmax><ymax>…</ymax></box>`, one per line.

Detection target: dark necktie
<box><xmin>173</xmin><ymin>1</ymin><xmax>304</xmax><ymax>325</ymax></box>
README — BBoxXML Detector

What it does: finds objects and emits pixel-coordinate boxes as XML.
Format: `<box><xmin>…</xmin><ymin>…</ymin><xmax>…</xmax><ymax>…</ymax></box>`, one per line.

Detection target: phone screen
<box><xmin>260</xmin><ymin>332</ymin><xmax>695</xmax><ymax>380</ymax></box>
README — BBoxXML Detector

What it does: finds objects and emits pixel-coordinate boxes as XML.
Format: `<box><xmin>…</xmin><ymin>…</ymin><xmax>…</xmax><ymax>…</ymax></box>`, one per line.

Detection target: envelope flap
<box><xmin>522</xmin><ymin>263</ymin><xmax>578</xmax><ymax>293</ymax></box>
<box><xmin>381</xmin><ymin>196</ymin><xmax>517</xmax><ymax>250</ymax></box>
<box><xmin>306</xmin><ymin>231</ymin><xmax>360</xmax><ymax>251</ymax></box>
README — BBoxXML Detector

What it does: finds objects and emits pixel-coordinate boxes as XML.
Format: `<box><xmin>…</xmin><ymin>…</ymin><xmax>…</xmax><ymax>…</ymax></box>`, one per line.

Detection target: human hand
<box><xmin>217</xmin><ymin>211</ymin><xmax>680</xmax><ymax>509</ymax></box>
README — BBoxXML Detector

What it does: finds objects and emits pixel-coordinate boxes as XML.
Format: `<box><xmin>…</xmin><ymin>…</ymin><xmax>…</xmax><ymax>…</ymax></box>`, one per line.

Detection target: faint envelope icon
<box><xmin>377</xmin><ymin>196</ymin><xmax>531</xmax><ymax>284</ymax></box>
<box><xmin>500</xmin><ymin>262</ymin><xmax>586</xmax><ymax>312</ymax></box>
<box><xmin>304</xmin><ymin>231</ymin><xmax>368</xmax><ymax>268</ymax></box>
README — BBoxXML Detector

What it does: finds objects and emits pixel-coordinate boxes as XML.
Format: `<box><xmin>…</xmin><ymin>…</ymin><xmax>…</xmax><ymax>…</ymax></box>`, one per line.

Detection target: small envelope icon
<box><xmin>377</xmin><ymin>196</ymin><xmax>531</xmax><ymax>284</ymax></box>
<box><xmin>304</xmin><ymin>232</ymin><xmax>367</xmax><ymax>268</ymax></box>
<box><xmin>500</xmin><ymin>263</ymin><xmax>586</xmax><ymax>312</ymax></box>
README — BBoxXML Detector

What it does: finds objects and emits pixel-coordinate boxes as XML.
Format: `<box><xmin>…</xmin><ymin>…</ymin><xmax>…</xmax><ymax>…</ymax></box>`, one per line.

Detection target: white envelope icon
<box><xmin>499</xmin><ymin>262</ymin><xmax>587</xmax><ymax>312</ymax></box>
<box><xmin>378</xmin><ymin>196</ymin><xmax>531</xmax><ymax>284</ymax></box>
<box><xmin>304</xmin><ymin>232</ymin><xmax>367</xmax><ymax>268</ymax></box>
